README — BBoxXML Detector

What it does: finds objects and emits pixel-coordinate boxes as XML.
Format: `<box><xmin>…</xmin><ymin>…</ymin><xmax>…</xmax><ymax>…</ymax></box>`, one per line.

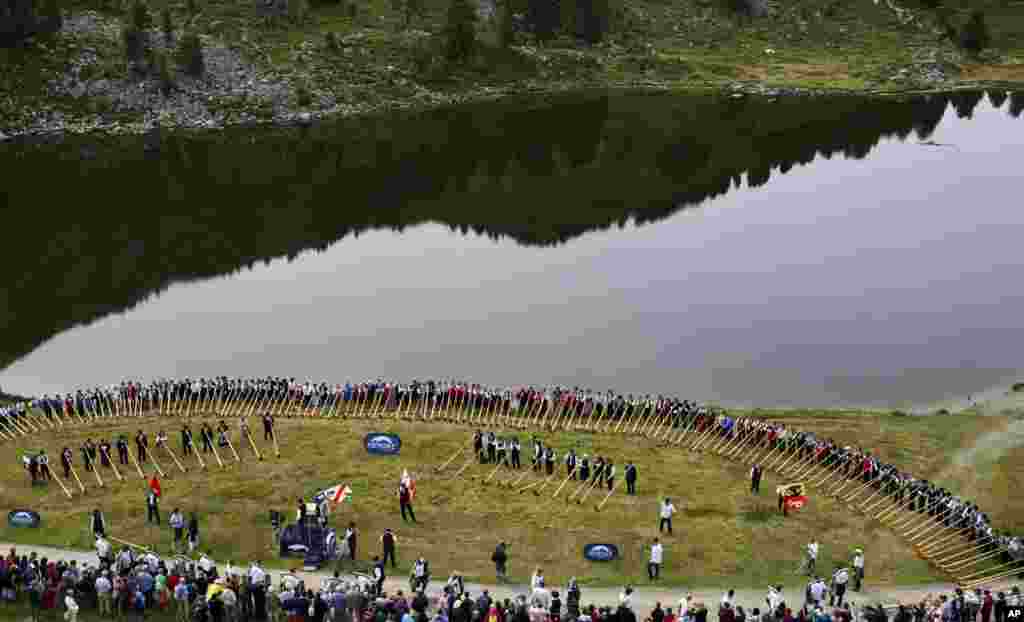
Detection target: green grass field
<box><xmin>0</xmin><ymin>408</ymin><xmax>1018</xmax><ymax>588</ymax></box>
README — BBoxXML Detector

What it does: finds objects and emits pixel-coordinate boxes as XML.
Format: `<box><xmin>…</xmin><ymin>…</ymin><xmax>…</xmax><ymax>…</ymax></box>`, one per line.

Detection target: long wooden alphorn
<box><xmin>163</xmin><ymin>443</ymin><xmax>188</xmax><ymax>474</ymax></box>
<box><xmin>51</xmin><ymin>466</ymin><xmax>74</xmax><ymax>499</ymax></box>
<box><xmin>244</xmin><ymin>427</ymin><xmax>263</xmax><ymax>461</ymax></box>
<box><xmin>128</xmin><ymin>447</ymin><xmax>146</xmax><ymax>479</ymax></box>
<box><xmin>100</xmin><ymin>447</ymin><xmax>124</xmax><ymax>482</ymax></box>
<box><xmin>596</xmin><ymin>478</ymin><xmax>621</xmax><ymax>511</ymax></box>
<box><xmin>69</xmin><ymin>463</ymin><xmax>87</xmax><ymax>493</ymax></box>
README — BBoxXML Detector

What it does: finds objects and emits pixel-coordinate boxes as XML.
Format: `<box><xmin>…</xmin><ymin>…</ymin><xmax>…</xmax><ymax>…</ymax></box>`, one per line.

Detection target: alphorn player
<box><xmin>99</xmin><ymin>439</ymin><xmax>112</xmax><ymax>468</ymax></box>
<box><xmin>201</xmin><ymin>423</ymin><xmax>214</xmax><ymax>453</ymax></box>
<box><xmin>156</xmin><ymin>430</ymin><xmax>168</xmax><ymax>448</ymax></box>
<box><xmin>217</xmin><ymin>421</ymin><xmax>229</xmax><ymax>447</ymax></box>
<box><xmin>135</xmin><ymin>430</ymin><xmax>149</xmax><ymax>463</ymax></box>
<box><xmin>37</xmin><ymin>450</ymin><xmax>51</xmax><ymax>481</ymax></box>
<box><xmin>116</xmin><ymin>435</ymin><xmax>130</xmax><ymax>466</ymax></box>
<box><xmin>182</xmin><ymin>424</ymin><xmax>195</xmax><ymax>456</ymax></box>
<box><xmin>605</xmin><ymin>460</ymin><xmax>615</xmax><ymax>491</ymax></box>
<box><xmin>625</xmin><ymin>461</ymin><xmax>637</xmax><ymax>495</ymax></box>
<box><xmin>263</xmin><ymin>413</ymin><xmax>275</xmax><ymax>441</ymax></box>
<box><xmin>62</xmin><ymin>447</ymin><xmax>73</xmax><ymax>479</ymax></box>
<box><xmin>565</xmin><ymin>449</ymin><xmax>578</xmax><ymax>480</ymax></box>
<box><xmin>81</xmin><ymin>442</ymin><xmax>94</xmax><ymax>472</ymax></box>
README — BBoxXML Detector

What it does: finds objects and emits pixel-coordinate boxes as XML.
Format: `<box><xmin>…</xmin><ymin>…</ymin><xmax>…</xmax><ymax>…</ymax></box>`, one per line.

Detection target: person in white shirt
<box><xmin>722</xmin><ymin>590</ymin><xmax>735</xmax><ymax>609</ymax></box>
<box><xmin>64</xmin><ymin>590</ymin><xmax>80</xmax><ymax>622</ymax></box>
<box><xmin>95</xmin><ymin>573</ymin><xmax>113</xmax><ymax>617</ymax></box>
<box><xmin>199</xmin><ymin>552</ymin><xmax>216</xmax><ymax>576</ymax></box>
<box><xmin>766</xmin><ymin>585</ymin><xmax>783</xmax><ymax>615</ymax></box>
<box><xmin>249</xmin><ymin>562</ymin><xmax>267</xmax><ymax>587</ymax></box>
<box><xmin>648</xmin><ymin>539</ymin><xmax>664</xmax><ymax>581</ymax></box>
<box><xmin>679</xmin><ymin>593</ymin><xmax>693</xmax><ymax>617</ymax></box>
<box><xmin>851</xmin><ymin>549</ymin><xmax>864</xmax><ymax>591</ymax></box>
<box><xmin>95</xmin><ymin>536</ymin><xmax>112</xmax><ymax>566</ymax></box>
<box><xmin>619</xmin><ymin>586</ymin><xmax>634</xmax><ymax>610</ymax></box>
<box><xmin>808</xmin><ymin>577</ymin><xmax>827</xmax><ymax>607</ymax></box>
<box><xmin>659</xmin><ymin>498</ymin><xmax>676</xmax><ymax>535</ymax></box>
<box><xmin>804</xmin><ymin>540</ymin><xmax>819</xmax><ymax>576</ymax></box>
<box><xmin>531</xmin><ymin>568</ymin><xmax>545</xmax><ymax>590</ymax></box>
<box><xmin>830</xmin><ymin>568</ymin><xmax>849</xmax><ymax>607</ymax></box>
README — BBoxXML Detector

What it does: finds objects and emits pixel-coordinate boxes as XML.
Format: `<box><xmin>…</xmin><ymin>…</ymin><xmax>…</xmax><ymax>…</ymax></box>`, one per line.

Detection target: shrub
<box><xmin>958</xmin><ymin>10</ymin><xmax>990</xmax><ymax>54</ymax></box>
<box><xmin>296</xmin><ymin>83</ymin><xmax>313</xmax><ymax>106</ymax></box>
<box><xmin>499</xmin><ymin>0</ymin><xmax>515</xmax><ymax>47</ymax></box>
<box><xmin>444</xmin><ymin>0</ymin><xmax>477</xmax><ymax>62</ymax></box>
<box><xmin>131</xmin><ymin>0</ymin><xmax>152</xmax><ymax>30</ymax></box>
<box><xmin>123</xmin><ymin>25</ymin><xmax>145</xmax><ymax>65</ymax></box>
<box><xmin>288</xmin><ymin>0</ymin><xmax>309</xmax><ymax>23</ymax></box>
<box><xmin>176</xmin><ymin>31</ymin><xmax>204</xmax><ymax>76</ymax></box>
<box><xmin>324</xmin><ymin>30</ymin><xmax>340</xmax><ymax>52</ymax></box>
<box><xmin>1012</xmin><ymin>382</ymin><xmax>1024</xmax><ymax>393</ymax></box>
<box><xmin>161</xmin><ymin>6</ymin><xmax>174</xmax><ymax>45</ymax></box>
<box><xmin>156</xmin><ymin>50</ymin><xmax>174</xmax><ymax>95</ymax></box>
<box><xmin>187</xmin><ymin>0</ymin><xmax>198</xmax><ymax>16</ymax></box>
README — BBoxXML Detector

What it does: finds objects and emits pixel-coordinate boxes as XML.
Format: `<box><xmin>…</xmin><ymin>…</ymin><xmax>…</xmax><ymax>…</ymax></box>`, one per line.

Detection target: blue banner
<box><xmin>583</xmin><ymin>543</ymin><xmax>619</xmax><ymax>562</ymax></box>
<box><xmin>364</xmin><ymin>433</ymin><xmax>402</xmax><ymax>455</ymax></box>
<box><xmin>7</xmin><ymin>509</ymin><xmax>41</xmax><ymax>528</ymax></box>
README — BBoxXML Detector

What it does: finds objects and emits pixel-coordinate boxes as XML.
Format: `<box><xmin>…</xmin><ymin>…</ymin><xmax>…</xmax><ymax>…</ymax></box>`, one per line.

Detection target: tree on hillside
<box><xmin>176</xmin><ymin>30</ymin><xmax>204</xmax><ymax>76</ymax></box>
<box><xmin>498</xmin><ymin>0</ymin><xmax>515</xmax><ymax>47</ymax></box>
<box><xmin>1</xmin><ymin>0</ymin><xmax>63</xmax><ymax>46</ymax></box>
<box><xmin>444</xmin><ymin>0</ymin><xmax>477</xmax><ymax>62</ymax></box>
<box><xmin>577</xmin><ymin>0</ymin><xmax>609</xmax><ymax>44</ymax></box>
<box><xmin>393</xmin><ymin>0</ymin><xmax>426</xmax><ymax>30</ymax></box>
<box><xmin>958</xmin><ymin>10</ymin><xmax>990</xmax><ymax>54</ymax></box>
<box><xmin>526</xmin><ymin>0</ymin><xmax>559</xmax><ymax>42</ymax></box>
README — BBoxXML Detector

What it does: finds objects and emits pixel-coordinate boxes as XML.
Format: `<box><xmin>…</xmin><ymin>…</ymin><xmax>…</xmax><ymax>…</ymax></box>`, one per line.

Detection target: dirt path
<box><xmin>4</xmin><ymin>542</ymin><xmax>1018</xmax><ymax>615</ymax></box>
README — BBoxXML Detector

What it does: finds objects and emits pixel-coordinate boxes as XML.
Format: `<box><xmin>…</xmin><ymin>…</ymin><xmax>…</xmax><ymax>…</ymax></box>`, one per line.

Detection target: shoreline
<box><xmin>1</xmin><ymin>77</ymin><xmax>1020</xmax><ymax>143</ymax></box>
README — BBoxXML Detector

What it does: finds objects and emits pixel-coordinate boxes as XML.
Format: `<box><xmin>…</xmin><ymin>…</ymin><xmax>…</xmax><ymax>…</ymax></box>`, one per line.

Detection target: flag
<box><xmin>401</xmin><ymin>469</ymin><xmax>416</xmax><ymax>501</ymax></box>
<box><xmin>149</xmin><ymin>476</ymin><xmax>162</xmax><ymax>498</ymax></box>
<box><xmin>315</xmin><ymin>483</ymin><xmax>352</xmax><ymax>510</ymax></box>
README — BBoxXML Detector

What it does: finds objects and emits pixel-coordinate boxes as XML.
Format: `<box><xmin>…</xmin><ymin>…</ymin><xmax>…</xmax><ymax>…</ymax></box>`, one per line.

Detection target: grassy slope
<box><xmin>2</xmin><ymin>0</ymin><xmax>1024</xmax><ymax>130</ymax></box>
<box><xmin>0</xmin><ymin>410</ymin><xmax>1013</xmax><ymax>588</ymax></box>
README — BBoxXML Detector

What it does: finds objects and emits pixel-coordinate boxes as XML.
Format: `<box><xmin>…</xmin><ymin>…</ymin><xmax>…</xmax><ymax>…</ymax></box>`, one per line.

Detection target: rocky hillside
<box><xmin>1</xmin><ymin>0</ymin><xmax>1022</xmax><ymax>138</ymax></box>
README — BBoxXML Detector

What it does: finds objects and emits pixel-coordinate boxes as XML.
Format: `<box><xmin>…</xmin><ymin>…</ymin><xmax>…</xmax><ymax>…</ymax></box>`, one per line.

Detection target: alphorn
<box><xmin>208</xmin><ymin>435</ymin><xmax>226</xmax><ymax>468</ymax></box>
<box><xmin>270</xmin><ymin>427</ymin><xmax>281</xmax><ymax>458</ymax></box>
<box><xmin>163</xmin><ymin>443</ymin><xmax>188</xmax><ymax>474</ymax></box>
<box><xmin>549</xmin><ymin>469</ymin><xmax>577</xmax><ymax>500</ymax></box>
<box><xmin>50</xmin><ymin>467</ymin><xmax>74</xmax><ymax>499</ymax></box>
<box><xmin>596</xmin><ymin>478</ymin><xmax>621</xmax><ymax>511</ymax></box>
<box><xmin>90</xmin><ymin>460</ymin><xmax>105</xmax><ymax>488</ymax></box>
<box><xmin>101</xmin><ymin>447</ymin><xmax>124</xmax><ymax>482</ymax></box>
<box><xmin>192</xmin><ymin>443</ymin><xmax>207</xmax><ymax>470</ymax></box>
<box><xmin>577</xmin><ymin>476</ymin><xmax>603</xmax><ymax>505</ymax></box>
<box><xmin>503</xmin><ymin>469</ymin><xmax>530</xmax><ymax>489</ymax></box>
<box><xmin>960</xmin><ymin>564</ymin><xmax>1024</xmax><ymax>589</ymax></box>
<box><xmin>224</xmin><ymin>435</ymin><xmax>242</xmax><ymax>462</ymax></box>
<box><xmin>452</xmin><ymin>457</ymin><xmax>475</xmax><ymax>479</ymax></box>
<box><xmin>149</xmin><ymin>448</ymin><xmax>167</xmax><ymax>478</ymax></box>
<box><xmin>517</xmin><ymin>475</ymin><xmax>549</xmax><ymax>494</ymax></box>
<box><xmin>244</xmin><ymin>427</ymin><xmax>264</xmax><ymax>460</ymax></box>
<box><xmin>128</xmin><ymin>447</ymin><xmax>146</xmax><ymax>479</ymax></box>
<box><xmin>69</xmin><ymin>463</ymin><xmax>87</xmax><ymax>493</ymax></box>
<box><xmin>483</xmin><ymin>462</ymin><xmax>504</xmax><ymax>484</ymax></box>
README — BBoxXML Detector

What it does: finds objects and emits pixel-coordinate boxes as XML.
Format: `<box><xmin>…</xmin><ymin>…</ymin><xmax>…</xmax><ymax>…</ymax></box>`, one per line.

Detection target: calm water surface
<box><xmin>2</xmin><ymin>91</ymin><xmax>1022</xmax><ymax>407</ymax></box>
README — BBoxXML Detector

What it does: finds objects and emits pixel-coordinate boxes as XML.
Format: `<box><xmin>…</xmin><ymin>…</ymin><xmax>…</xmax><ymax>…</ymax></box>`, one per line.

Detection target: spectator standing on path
<box><xmin>169</xmin><ymin>509</ymin><xmax>185</xmax><ymax>553</ymax></box>
<box><xmin>830</xmin><ymin>568</ymin><xmax>849</xmax><ymax>607</ymax></box>
<box><xmin>372</xmin><ymin>556</ymin><xmax>386</xmax><ymax>596</ymax></box>
<box><xmin>96</xmin><ymin>571</ymin><xmax>113</xmax><ymax>617</ymax></box>
<box><xmin>174</xmin><ymin>577</ymin><xmax>189</xmax><ymax>622</ymax></box>
<box><xmin>188</xmin><ymin>513</ymin><xmax>200</xmax><ymax>554</ymax></box>
<box><xmin>146</xmin><ymin>489</ymin><xmax>161</xmax><ymax>525</ymax></box>
<box><xmin>851</xmin><ymin>549</ymin><xmax>864</xmax><ymax>591</ymax></box>
<box><xmin>619</xmin><ymin>586</ymin><xmax>634</xmax><ymax>611</ymax></box>
<box><xmin>652</xmin><ymin>603</ymin><xmax>665</xmax><ymax>622</ymax></box>
<box><xmin>381</xmin><ymin>529</ymin><xmax>398</xmax><ymax>568</ymax></box>
<box><xmin>64</xmin><ymin>589</ymin><xmax>80</xmax><ymax>622</ymax></box>
<box><xmin>659</xmin><ymin>499</ymin><xmax>676</xmax><ymax>535</ymax></box>
<box><xmin>648</xmin><ymin>539</ymin><xmax>664</xmax><ymax>581</ymax></box>
<box><xmin>492</xmin><ymin>542</ymin><xmax>508</xmax><ymax>583</ymax></box>
<box><xmin>91</xmin><ymin>509</ymin><xmax>107</xmax><ymax>538</ymax></box>
<box><xmin>400</xmin><ymin>484</ymin><xmax>417</xmax><ymax>524</ymax></box>
<box><xmin>345</xmin><ymin>522</ymin><xmax>358</xmax><ymax>561</ymax></box>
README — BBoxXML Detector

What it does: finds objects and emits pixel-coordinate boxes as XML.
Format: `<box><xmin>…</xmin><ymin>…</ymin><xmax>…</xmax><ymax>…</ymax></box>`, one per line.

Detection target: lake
<box><xmin>1</xmin><ymin>89</ymin><xmax>1022</xmax><ymax>408</ymax></box>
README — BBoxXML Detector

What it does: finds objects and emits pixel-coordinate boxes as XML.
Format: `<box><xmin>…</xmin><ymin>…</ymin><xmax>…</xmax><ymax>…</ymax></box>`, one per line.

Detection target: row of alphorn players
<box><xmin>4</xmin><ymin>378</ymin><xmax>1021</xmax><ymax>587</ymax></box>
<box><xmin>7</xmin><ymin>379</ymin><xmax>708</xmax><ymax>433</ymax></box>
